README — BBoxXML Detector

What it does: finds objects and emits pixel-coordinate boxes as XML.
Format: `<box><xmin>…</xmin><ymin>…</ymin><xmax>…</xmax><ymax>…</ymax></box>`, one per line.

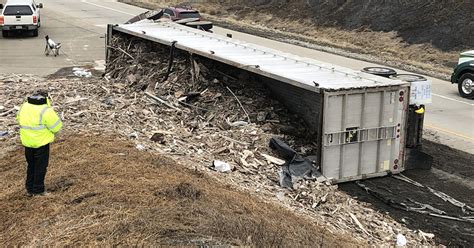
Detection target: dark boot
<box><xmin>24</xmin><ymin>144</ymin><xmax>50</xmax><ymax>195</ymax></box>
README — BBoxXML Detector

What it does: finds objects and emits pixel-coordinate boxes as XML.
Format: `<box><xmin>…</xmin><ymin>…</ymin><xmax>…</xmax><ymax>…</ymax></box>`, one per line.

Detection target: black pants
<box><xmin>25</xmin><ymin>144</ymin><xmax>50</xmax><ymax>194</ymax></box>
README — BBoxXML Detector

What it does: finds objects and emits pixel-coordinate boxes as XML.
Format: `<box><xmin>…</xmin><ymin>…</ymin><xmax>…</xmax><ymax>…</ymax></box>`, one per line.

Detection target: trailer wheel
<box><xmin>458</xmin><ymin>73</ymin><xmax>474</xmax><ymax>99</ymax></box>
<box><xmin>390</xmin><ymin>74</ymin><xmax>427</xmax><ymax>82</ymax></box>
<box><xmin>361</xmin><ymin>67</ymin><xmax>397</xmax><ymax>78</ymax></box>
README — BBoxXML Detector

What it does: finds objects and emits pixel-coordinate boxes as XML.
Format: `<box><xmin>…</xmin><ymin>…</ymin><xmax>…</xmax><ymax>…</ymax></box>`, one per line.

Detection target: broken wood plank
<box><xmin>144</xmin><ymin>92</ymin><xmax>181</xmax><ymax>112</ymax></box>
<box><xmin>261</xmin><ymin>153</ymin><xmax>285</xmax><ymax>166</ymax></box>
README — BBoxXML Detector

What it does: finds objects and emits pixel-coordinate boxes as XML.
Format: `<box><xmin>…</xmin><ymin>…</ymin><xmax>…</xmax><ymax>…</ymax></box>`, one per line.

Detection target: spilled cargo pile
<box><xmin>0</xmin><ymin>34</ymin><xmax>437</xmax><ymax>245</ymax></box>
<box><xmin>112</xmin><ymin>34</ymin><xmax>435</xmax><ymax>245</ymax></box>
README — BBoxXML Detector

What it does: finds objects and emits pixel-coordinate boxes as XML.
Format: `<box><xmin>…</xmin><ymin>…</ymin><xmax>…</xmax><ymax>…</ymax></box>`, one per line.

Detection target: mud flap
<box><xmin>405</xmin><ymin>148</ymin><xmax>433</xmax><ymax>170</ymax></box>
<box><xmin>406</xmin><ymin>105</ymin><xmax>425</xmax><ymax>148</ymax></box>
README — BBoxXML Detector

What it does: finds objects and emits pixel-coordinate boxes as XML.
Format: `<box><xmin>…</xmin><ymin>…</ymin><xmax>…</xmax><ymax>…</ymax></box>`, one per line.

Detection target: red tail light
<box><xmin>33</xmin><ymin>16</ymin><xmax>37</xmax><ymax>24</ymax></box>
<box><xmin>0</xmin><ymin>16</ymin><xmax>4</xmax><ymax>25</ymax></box>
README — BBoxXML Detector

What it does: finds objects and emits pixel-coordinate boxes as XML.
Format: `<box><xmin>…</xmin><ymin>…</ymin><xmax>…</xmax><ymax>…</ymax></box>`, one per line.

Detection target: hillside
<box><xmin>0</xmin><ymin>134</ymin><xmax>354</xmax><ymax>246</ymax></box>
<box><xmin>121</xmin><ymin>0</ymin><xmax>473</xmax><ymax>77</ymax></box>
<box><xmin>217</xmin><ymin>0</ymin><xmax>472</xmax><ymax>51</ymax></box>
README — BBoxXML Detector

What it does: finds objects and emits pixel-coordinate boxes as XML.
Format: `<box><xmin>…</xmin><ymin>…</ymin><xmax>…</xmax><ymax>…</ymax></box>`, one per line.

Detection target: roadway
<box><xmin>0</xmin><ymin>0</ymin><xmax>473</xmax><ymax>153</ymax></box>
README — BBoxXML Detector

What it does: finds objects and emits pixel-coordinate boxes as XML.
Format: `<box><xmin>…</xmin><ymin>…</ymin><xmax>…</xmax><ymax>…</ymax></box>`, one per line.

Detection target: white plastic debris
<box><xmin>211</xmin><ymin>160</ymin><xmax>232</xmax><ymax>173</ymax></box>
<box><xmin>72</xmin><ymin>67</ymin><xmax>92</xmax><ymax>78</ymax></box>
<box><xmin>136</xmin><ymin>144</ymin><xmax>145</xmax><ymax>151</ymax></box>
<box><xmin>396</xmin><ymin>233</ymin><xmax>407</xmax><ymax>247</ymax></box>
<box><xmin>419</xmin><ymin>230</ymin><xmax>435</xmax><ymax>240</ymax></box>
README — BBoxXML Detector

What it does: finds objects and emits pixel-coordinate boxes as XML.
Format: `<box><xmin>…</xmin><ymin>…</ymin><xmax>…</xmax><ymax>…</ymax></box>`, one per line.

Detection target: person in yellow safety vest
<box><xmin>16</xmin><ymin>91</ymin><xmax>62</xmax><ymax>197</ymax></box>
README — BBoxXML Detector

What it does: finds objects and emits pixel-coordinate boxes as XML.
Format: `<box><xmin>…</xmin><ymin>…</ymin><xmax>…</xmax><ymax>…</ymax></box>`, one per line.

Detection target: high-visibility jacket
<box><xmin>16</xmin><ymin>99</ymin><xmax>62</xmax><ymax>148</ymax></box>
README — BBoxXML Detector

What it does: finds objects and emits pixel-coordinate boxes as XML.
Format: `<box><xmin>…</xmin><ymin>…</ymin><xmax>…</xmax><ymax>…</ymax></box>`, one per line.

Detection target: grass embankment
<box><xmin>0</xmin><ymin>134</ymin><xmax>357</xmax><ymax>246</ymax></box>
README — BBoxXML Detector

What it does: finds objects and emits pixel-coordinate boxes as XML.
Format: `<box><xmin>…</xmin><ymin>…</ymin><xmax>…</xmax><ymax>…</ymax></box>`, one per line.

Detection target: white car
<box><xmin>0</xmin><ymin>0</ymin><xmax>43</xmax><ymax>37</ymax></box>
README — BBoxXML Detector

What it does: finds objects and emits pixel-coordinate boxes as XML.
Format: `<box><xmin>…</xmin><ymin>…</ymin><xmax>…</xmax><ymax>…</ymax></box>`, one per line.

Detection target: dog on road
<box><xmin>44</xmin><ymin>35</ymin><xmax>61</xmax><ymax>57</ymax></box>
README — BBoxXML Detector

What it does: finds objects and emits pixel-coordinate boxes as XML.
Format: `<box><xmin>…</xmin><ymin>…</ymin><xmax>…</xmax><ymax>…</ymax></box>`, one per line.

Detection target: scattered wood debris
<box><xmin>0</xmin><ymin>34</ymin><xmax>437</xmax><ymax>246</ymax></box>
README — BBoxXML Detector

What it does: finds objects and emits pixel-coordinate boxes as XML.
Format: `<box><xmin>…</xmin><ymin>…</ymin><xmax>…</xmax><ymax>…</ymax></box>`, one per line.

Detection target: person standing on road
<box><xmin>16</xmin><ymin>91</ymin><xmax>62</xmax><ymax>197</ymax></box>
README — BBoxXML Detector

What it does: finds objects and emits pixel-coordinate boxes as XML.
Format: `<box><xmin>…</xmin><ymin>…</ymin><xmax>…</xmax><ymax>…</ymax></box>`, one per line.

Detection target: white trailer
<box><xmin>107</xmin><ymin>21</ymin><xmax>410</xmax><ymax>183</ymax></box>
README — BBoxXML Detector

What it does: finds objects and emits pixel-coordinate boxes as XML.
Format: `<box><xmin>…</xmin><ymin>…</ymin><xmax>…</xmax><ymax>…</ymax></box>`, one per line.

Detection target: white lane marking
<box><xmin>432</xmin><ymin>93</ymin><xmax>474</xmax><ymax>106</ymax></box>
<box><xmin>81</xmin><ymin>0</ymin><xmax>135</xmax><ymax>16</ymax></box>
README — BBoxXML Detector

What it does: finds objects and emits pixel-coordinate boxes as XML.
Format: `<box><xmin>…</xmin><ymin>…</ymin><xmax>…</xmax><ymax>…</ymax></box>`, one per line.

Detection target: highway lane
<box><xmin>0</xmin><ymin>0</ymin><xmax>143</xmax><ymax>75</ymax></box>
<box><xmin>0</xmin><ymin>0</ymin><xmax>472</xmax><ymax>153</ymax></box>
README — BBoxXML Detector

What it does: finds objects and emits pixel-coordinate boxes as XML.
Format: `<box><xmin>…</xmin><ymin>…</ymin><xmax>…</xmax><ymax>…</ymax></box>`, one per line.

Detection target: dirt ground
<box><xmin>341</xmin><ymin>139</ymin><xmax>474</xmax><ymax>247</ymax></box>
<box><xmin>0</xmin><ymin>134</ymin><xmax>357</xmax><ymax>246</ymax></box>
<box><xmin>119</xmin><ymin>0</ymin><xmax>470</xmax><ymax>78</ymax></box>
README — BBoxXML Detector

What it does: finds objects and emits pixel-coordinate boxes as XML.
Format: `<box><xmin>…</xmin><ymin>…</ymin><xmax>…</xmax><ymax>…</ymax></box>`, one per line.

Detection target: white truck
<box><xmin>451</xmin><ymin>50</ymin><xmax>474</xmax><ymax>98</ymax></box>
<box><xmin>0</xmin><ymin>0</ymin><xmax>43</xmax><ymax>37</ymax></box>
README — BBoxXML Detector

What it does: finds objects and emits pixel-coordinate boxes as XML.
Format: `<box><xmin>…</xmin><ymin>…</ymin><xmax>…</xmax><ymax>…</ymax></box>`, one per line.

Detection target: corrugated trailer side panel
<box><xmin>321</xmin><ymin>86</ymin><xmax>408</xmax><ymax>182</ymax></box>
<box><xmin>261</xmin><ymin>77</ymin><xmax>323</xmax><ymax>131</ymax></box>
<box><xmin>260</xmin><ymin>77</ymin><xmax>324</xmax><ymax>160</ymax></box>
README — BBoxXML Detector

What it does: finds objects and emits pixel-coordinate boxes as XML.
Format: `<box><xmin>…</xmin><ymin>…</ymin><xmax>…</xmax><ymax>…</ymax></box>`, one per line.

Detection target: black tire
<box><xmin>186</xmin><ymin>21</ymin><xmax>213</xmax><ymax>31</ymax></box>
<box><xmin>32</xmin><ymin>29</ymin><xmax>38</xmax><ymax>37</ymax></box>
<box><xmin>144</xmin><ymin>9</ymin><xmax>164</xmax><ymax>20</ymax></box>
<box><xmin>2</xmin><ymin>30</ymin><xmax>8</xmax><ymax>38</ymax></box>
<box><xmin>457</xmin><ymin>73</ymin><xmax>474</xmax><ymax>99</ymax></box>
<box><xmin>361</xmin><ymin>67</ymin><xmax>397</xmax><ymax>78</ymax></box>
<box><xmin>390</xmin><ymin>74</ymin><xmax>427</xmax><ymax>82</ymax></box>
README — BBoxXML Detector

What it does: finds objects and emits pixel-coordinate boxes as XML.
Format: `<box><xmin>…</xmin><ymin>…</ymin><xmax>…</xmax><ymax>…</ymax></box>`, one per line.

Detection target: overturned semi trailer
<box><xmin>106</xmin><ymin>21</ymin><xmax>410</xmax><ymax>183</ymax></box>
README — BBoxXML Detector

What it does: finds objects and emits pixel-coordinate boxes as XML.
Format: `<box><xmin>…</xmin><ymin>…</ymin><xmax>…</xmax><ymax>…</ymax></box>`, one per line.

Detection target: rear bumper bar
<box><xmin>2</xmin><ymin>25</ymin><xmax>38</xmax><ymax>31</ymax></box>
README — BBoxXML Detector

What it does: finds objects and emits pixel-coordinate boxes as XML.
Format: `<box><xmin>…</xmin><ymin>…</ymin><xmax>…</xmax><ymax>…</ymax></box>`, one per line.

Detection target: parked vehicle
<box><xmin>0</xmin><ymin>0</ymin><xmax>43</xmax><ymax>37</ymax></box>
<box><xmin>125</xmin><ymin>6</ymin><xmax>213</xmax><ymax>31</ymax></box>
<box><xmin>451</xmin><ymin>50</ymin><xmax>474</xmax><ymax>99</ymax></box>
<box><xmin>162</xmin><ymin>7</ymin><xmax>202</xmax><ymax>21</ymax></box>
<box><xmin>162</xmin><ymin>7</ymin><xmax>212</xmax><ymax>31</ymax></box>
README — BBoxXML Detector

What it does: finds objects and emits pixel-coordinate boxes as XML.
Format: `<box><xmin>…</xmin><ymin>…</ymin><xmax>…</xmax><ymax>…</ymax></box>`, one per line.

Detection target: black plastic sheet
<box><xmin>270</xmin><ymin>137</ymin><xmax>320</xmax><ymax>188</ymax></box>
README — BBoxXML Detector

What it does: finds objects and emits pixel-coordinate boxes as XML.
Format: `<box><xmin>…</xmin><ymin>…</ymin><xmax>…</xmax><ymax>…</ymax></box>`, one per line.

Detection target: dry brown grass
<box><xmin>0</xmin><ymin>134</ymin><xmax>360</xmax><ymax>246</ymax></box>
<box><xmin>121</xmin><ymin>0</ymin><xmax>461</xmax><ymax>78</ymax></box>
